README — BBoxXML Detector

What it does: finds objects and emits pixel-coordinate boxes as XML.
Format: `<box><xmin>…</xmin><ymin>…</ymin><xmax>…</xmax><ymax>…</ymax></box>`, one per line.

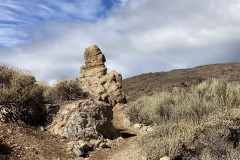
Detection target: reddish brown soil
<box><xmin>123</xmin><ymin>62</ymin><xmax>240</xmax><ymax>102</ymax></box>
<box><xmin>0</xmin><ymin>123</ymin><xmax>75</xmax><ymax>160</ymax></box>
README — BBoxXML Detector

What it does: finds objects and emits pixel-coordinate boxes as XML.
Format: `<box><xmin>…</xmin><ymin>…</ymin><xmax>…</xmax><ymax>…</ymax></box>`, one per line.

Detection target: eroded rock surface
<box><xmin>79</xmin><ymin>45</ymin><xmax>126</xmax><ymax>106</ymax></box>
<box><xmin>47</xmin><ymin>45</ymin><xmax>126</xmax><ymax>157</ymax></box>
<box><xmin>47</xmin><ymin>99</ymin><xmax>119</xmax><ymax>156</ymax></box>
<box><xmin>48</xmin><ymin>99</ymin><xmax>118</xmax><ymax>139</ymax></box>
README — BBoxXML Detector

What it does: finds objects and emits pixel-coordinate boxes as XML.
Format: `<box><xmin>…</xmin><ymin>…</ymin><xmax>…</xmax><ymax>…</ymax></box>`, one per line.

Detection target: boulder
<box><xmin>79</xmin><ymin>45</ymin><xmax>126</xmax><ymax>106</ymax></box>
<box><xmin>47</xmin><ymin>99</ymin><xmax>118</xmax><ymax>140</ymax></box>
<box><xmin>47</xmin><ymin>99</ymin><xmax>120</xmax><ymax>156</ymax></box>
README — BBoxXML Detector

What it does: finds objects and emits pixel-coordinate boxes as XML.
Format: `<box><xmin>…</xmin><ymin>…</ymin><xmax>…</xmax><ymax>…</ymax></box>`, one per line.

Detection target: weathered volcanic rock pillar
<box><xmin>79</xmin><ymin>45</ymin><xmax>126</xmax><ymax>106</ymax></box>
<box><xmin>47</xmin><ymin>45</ymin><xmax>126</xmax><ymax>157</ymax></box>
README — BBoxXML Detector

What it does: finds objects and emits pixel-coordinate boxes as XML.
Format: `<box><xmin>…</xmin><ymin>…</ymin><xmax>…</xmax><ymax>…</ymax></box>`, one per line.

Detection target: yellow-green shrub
<box><xmin>126</xmin><ymin>79</ymin><xmax>240</xmax><ymax>159</ymax></box>
<box><xmin>126</xmin><ymin>79</ymin><xmax>240</xmax><ymax>125</ymax></box>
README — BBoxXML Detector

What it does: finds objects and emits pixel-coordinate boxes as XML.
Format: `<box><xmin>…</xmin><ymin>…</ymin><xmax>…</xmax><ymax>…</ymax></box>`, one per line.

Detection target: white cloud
<box><xmin>1</xmin><ymin>0</ymin><xmax>240</xmax><ymax>83</ymax></box>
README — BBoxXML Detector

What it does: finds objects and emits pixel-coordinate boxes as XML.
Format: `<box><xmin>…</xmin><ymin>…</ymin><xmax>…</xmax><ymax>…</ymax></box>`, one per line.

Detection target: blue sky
<box><xmin>0</xmin><ymin>0</ymin><xmax>120</xmax><ymax>47</ymax></box>
<box><xmin>1</xmin><ymin>0</ymin><xmax>240</xmax><ymax>84</ymax></box>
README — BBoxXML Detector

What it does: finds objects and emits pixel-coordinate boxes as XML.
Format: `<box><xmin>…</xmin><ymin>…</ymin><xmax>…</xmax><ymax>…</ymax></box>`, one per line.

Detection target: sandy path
<box><xmin>89</xmin><ymin>109</ymin><xmax>146</xmax><ymax>160</ymax></box>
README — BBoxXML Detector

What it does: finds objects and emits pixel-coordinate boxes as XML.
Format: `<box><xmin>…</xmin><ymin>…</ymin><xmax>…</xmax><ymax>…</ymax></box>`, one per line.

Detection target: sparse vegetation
<box><xmin>0</xmin><ymin>65</ymin><xmax>46</xmax><ymax>125</ymax></box>
<box><xmin>0</xmin><ymin>65</ymin><xmax>86</xmax><ymax>125</ymax></box>
<box><xmin>42</xmin><ymin>78</ymin><xmax>87</xmax><ymax>104</ymax></box>
<box><xmin>126</xmin><ymin>79</ymin><xmax>240</xmax><ymax>159</ymax></box>
<box><xmin>123</xmin><ymin>62</ymin><xmax>240</xmax><ymax>102</ymax></box>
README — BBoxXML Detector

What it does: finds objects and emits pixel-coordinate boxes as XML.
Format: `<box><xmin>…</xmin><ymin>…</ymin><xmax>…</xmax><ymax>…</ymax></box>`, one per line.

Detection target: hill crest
<box><xmin>122</xmin><ymin>62</ymin><xmax>240</xmax><ymax>102</ymax></box>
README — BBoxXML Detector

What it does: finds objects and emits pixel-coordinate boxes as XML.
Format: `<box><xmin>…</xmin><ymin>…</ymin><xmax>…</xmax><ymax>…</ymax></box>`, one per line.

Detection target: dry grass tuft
<box><xmin>126</xmin><ymin>79</ymin><xmax>240</xmax><ymax>159</ymax></box>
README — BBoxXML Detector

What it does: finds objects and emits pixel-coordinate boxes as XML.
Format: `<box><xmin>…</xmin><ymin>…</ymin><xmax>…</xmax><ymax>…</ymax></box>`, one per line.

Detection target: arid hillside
<box><xmin>123</xmin><ymin>62</ymin><xmax>240</xmax><ymax>102</ymax></box>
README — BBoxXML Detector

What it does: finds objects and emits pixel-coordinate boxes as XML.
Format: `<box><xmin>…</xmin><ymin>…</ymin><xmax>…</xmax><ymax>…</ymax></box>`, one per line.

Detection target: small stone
<box><xmin>141</xmin><ymin>126</ymin><xmax>148</xmax><ymax>132</ymax></box>
<box><xmin>15</xmin><ymin>145</ymin><xmax>22</xmax><ymax>150</ymax></box>
<box><xmin>99</xmin><ymin>142</ymin><xmax>108</xmax><ymax>148</ymax></box>
<box><xmin>73</xmin><ymin>144</ymin><xmax>81</xmax><ymax>148</ymax></box>
<box><xmin>116</xmin><ymin>137</ymin><xmax>123</xmax><ymax>143</ymax></box>
<box><xmin>160</xmin><ymin>156</ymin><xmax>171</xmax><ymax>160</ymax></box>
<box><xmin>106</xmin><ymin>139</ymin><xmax>112</xmax><ymax>146</ymax></box>
<box><xmin>94</xmin><ymin>139</ymin><xmax>104</xmax><ymax>148</ymax></box>
<box><xmin>78</xmin><ymin>140</ymin><xmax>92</xmax><ymax>150</ymax></box>
<box><xmin>7</xmin><ymin>129</ymin><xmax>12</xmax><ymax>134</ymax></box>
<box><xmin>147</xmin><ymin>127</ymin><xmax>153</xmax><ymax>132</ymax></box>
<box><xmin>73</xmin><ymin>147</ymin><xmax>84</xmax><ymax>157</ymax></box>
<box><xmin>134</xmin><ymin>124</ymin><xmax>142</xmax><ymax>129</ymax></box>
<box><xmin>67</xmin><ymin>141</ymin><xmax>79</xmax><ymax>151</ymax></box>
<box><xmin>40</xmin><ymin>126</ymin><xmax>45</xmax><ymax>131</ymax></box>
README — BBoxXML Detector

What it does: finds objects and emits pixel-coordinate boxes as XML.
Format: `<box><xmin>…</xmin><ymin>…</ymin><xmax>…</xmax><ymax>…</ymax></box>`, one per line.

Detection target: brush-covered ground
<box><xmin>126</xmin><ymin>79</ymin><xmax>240</xmax><ymax>159</ymax></box>
<box><xmin>0</xmin><ymin>65</ymin><xmax>85</xmax><ymax>159</ymax></box>
<box><xmin>2</xmin><ymin>63</ymin><xmax>240</xmax><ymax>160</ymax></box>
<box><xmin>123</xmin><ymin>62</ymin><xmax>240</xmax><ymax>102</ymax></box>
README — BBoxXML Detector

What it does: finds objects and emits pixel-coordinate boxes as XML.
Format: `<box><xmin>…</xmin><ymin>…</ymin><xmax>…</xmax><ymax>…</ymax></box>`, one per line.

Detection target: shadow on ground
<box><xmin>117</xmin><ymin>129</ymin><xmax>136</xmax><ymax>138</ymax></box>
<box><xmin>0</xmin><ymin>143</ymin><xmax>12</xmax><ymax>157</ymax></box>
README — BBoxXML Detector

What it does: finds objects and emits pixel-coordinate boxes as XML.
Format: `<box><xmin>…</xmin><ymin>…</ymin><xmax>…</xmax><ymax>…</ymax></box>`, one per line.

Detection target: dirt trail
<box><xmin>0</xmin><ymin>122</ymin><xmax>74</xmax><ymax>160</ymax></box>
<box><xmin>89</xmin><ymin>109</ymin><xmax>146</xmax><ymax>160</ymax></box>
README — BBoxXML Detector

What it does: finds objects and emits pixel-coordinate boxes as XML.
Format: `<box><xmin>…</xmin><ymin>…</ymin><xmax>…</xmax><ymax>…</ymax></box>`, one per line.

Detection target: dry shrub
<box><xmin>126</xmin><ymin>79</ymin><xmax>240</xmax><ymax>159</ymax></box>
<box><xmin>0</xmin><ymin>65</ymin><xmax>86</xmax><ymax>125</ymax></box>
<box><xmin>139</xmin><ymin>108</ymin><xmax>240</xmax><ymax>160</ymax></box>
<box><xmin>126</xmin><ymin>79</ymin><xmax>240</xmax><ymax>125</ymax></box>
<box><xmin>139</xmin><ymin>120</ymin><xmax>196</xmax><ymax>159</ymax></box>
<box><xmin>0</xmin><ymin>65</ymin><xmax>46</xmax><ymax>125</ymax></box>
<box><xmin>43</xmin><ymin>78</ymin><xmax>87</xmax><ymax>104</ymax></box>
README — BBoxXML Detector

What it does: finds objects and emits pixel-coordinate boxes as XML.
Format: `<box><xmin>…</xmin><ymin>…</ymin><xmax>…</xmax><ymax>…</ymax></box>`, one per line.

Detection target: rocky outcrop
<box><xmin>79</xmin><ymin>45</ymin><xmax>126</xmax><ymax>106</ymax></box>
<box><xmin>84</xmin><ymin>45</ymin><xmax>106</xmax><ymax>70</ymax></box>
<box><xmin>48</xmin><ymin>99</ymin><xmax>118</xmax><ymax>139</ymax></box>
<box><xmin>47</xmin><ymin>45</ymin><xmax>126</xmax><ymax>157</ymax></box>
<box><xmin>47</xmin><ymin>99</ymin><xmax>119</xmax><ymax>156</ymax></box>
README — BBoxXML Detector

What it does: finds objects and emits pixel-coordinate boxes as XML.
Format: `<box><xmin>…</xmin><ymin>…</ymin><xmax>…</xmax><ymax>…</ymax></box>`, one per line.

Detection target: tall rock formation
<box><xmin>47</xmin><ymin>46</ymin><xmax>126</xmax><ymax>157</ymax></box>
<box><xmin>79</xmin><ymin>45</ymin><xmax>126</xmax><ymax>106</ymax></box>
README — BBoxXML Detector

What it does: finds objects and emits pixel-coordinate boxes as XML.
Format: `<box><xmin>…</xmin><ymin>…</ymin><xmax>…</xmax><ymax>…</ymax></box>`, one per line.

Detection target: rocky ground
<box><xmin>0</xmin><ymin>45</ymin><xmax>135</xmax><ymax>160</ymax></box>
<box><xmin>0</xmin><ymin>107</ymin><xmax>148</xmax><ymax>160</ymax></box>
<box><xmin>0</xmin><ymin>122</ymin><xmax>75</xmax><ymax>160</ymax></box>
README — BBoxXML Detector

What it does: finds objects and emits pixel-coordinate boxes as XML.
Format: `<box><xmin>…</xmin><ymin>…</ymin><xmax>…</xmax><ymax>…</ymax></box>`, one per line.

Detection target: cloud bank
<box><xmin>1</xmin><ymin>0</ymin><xmax>240</xmax><ymax>83</ymax></box>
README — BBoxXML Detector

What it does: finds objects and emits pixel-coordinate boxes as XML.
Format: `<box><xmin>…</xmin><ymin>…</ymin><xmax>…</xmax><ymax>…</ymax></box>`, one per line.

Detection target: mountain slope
<box><xmin>123</xmin><ymin>62</ymin><xmax>240</xmax><ymax>102</ymax></box>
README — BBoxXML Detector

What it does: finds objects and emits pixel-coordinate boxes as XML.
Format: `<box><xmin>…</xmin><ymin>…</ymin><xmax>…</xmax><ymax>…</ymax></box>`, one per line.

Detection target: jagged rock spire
<box><xmin>79</xmin><ymin>45</ymin><xmax>126</xmax><ymax>106</ymax></box>
<box><xmin>84</xmin><ymin>45</ymin><xmax>106</xmax><ymax>70</ymax></box>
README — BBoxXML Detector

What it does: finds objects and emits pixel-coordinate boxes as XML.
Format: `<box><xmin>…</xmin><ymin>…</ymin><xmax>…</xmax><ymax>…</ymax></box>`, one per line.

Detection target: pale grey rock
<box><xmin>47</xmin><ymin>99</ymin><xmax>119</xmax><ymax>140</ymax></box>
